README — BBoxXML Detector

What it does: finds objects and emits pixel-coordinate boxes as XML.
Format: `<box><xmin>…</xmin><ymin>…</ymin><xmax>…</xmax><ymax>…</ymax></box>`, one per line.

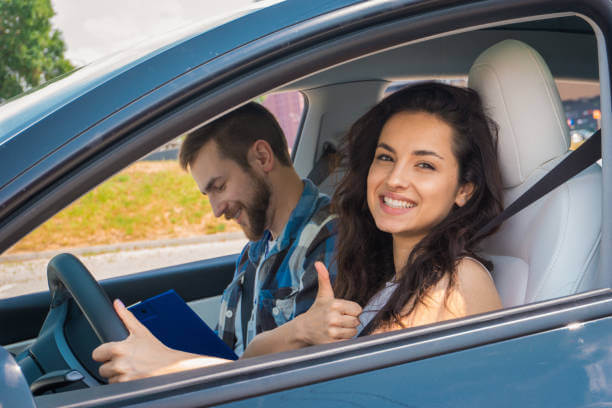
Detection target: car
<box><xmin>0</xmin><ymin>0</ymin><xmax>610</xmax><ymax>406</ymax></box>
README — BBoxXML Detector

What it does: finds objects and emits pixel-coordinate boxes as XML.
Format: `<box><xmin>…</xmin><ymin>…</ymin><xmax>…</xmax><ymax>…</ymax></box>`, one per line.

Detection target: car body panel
<box><xmin>223</xmin><ymin>316</ymin><xmax>612</xmax><ymax>408</ymax></box>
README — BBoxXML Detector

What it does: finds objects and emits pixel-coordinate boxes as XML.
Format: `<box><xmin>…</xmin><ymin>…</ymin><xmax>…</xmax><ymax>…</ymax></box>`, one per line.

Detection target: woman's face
<box><xmin>366</xmin><ymin>111</ymin><xmax>473</xmax><ymax>243</ymax></box>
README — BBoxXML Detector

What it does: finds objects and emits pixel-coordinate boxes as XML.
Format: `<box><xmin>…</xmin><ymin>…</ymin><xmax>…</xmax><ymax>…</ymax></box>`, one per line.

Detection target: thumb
<box><xmin>314</xmin><ymin>261</ymin><xmax>335</xmax><ymax>300</ymax></box>
<box><xmin>113</xmin><ymin>299</ymin><xmax>147</xmax><ymax>335</ymax></box>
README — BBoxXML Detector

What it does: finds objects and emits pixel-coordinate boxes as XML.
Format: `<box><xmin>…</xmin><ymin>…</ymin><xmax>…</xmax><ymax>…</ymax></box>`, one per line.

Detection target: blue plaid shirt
<box><xmin>218</xmin><ymin>179</ymin><xmax>337</xmax><ymax>355</ymax></box>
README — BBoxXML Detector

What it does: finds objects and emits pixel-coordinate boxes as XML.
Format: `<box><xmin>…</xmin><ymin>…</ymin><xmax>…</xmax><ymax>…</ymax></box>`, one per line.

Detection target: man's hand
<box><xmin>92</xmin><ymin>299</ymin><xmax>226</xmax><ymax>383</ymax></box>
<box><xmin>295</xmin><ymin>261</ymin><xmax>363</xmax><ymax>345</ymax></box>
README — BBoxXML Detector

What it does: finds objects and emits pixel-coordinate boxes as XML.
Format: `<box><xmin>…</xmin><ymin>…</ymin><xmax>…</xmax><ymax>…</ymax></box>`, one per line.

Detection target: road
<box><xmin>0</xmin><ymin>234</ymin><xmax>248</xmax><ymax>299</ymax></box>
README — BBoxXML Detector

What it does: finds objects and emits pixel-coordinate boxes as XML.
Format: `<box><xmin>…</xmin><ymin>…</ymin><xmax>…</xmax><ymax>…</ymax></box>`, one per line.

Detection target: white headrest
<box><xmin>468</xmin><ymin>40</ymin><xmax>569</xmax><ymax>188</ymax></box>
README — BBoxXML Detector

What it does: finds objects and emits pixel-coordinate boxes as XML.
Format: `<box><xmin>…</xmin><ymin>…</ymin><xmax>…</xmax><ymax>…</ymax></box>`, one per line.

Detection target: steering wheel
<box><xmin>18</xmin><ymin>253</ymin><xmax>129</xmax><ymax>390</ymax></box>
<box><xmin>47</xmin><ymin>253</ymin><xmax>129</xmax><ymax>343</ymax></box>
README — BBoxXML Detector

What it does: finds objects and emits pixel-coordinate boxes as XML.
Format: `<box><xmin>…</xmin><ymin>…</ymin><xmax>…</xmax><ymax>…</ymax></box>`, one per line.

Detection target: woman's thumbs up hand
<box><xmin>294</xmin><ymin>262</ymin><xmax>363</xmax><ymax>345</ymax></box>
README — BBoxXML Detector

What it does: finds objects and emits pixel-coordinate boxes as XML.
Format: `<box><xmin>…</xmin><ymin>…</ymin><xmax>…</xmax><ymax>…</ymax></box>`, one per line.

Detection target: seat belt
<box><xmin>307</xmin><ymin>142</ymin><xmax>338</xmax><ymax>186</ymax></box>
<box><xmin>477</xmin><ymin>129</ymin><xmax>601</xmax><ymax>239</ymax></box>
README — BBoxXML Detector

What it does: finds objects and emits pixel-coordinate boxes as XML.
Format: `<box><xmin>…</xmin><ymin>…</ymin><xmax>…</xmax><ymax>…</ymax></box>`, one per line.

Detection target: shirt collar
<box><xmin>247</xmin><ymin>179</ymin><xmax>323</xmax><ymax>262</ymax></box>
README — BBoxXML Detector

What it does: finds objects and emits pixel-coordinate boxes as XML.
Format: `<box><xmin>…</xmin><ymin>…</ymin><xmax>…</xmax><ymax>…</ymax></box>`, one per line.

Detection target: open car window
<box><xmin>0</xmin><ymin>91</ymin><xmax>305</xmax><ymax>301</ymax></box>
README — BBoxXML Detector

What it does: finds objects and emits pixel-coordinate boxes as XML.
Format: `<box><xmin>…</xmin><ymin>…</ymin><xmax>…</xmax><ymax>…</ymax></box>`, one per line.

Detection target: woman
<box><xmin>323</xmin><ymin>81</ymin><xmax>504</xmax><ymax>337</ymax></box>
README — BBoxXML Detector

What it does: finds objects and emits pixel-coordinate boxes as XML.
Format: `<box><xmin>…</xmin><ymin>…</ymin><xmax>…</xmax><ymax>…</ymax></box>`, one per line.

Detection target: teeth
<box><xmin>383</xmin><ymin>196</ymin><xmax>415</xmax><ymax>209</ymax></box>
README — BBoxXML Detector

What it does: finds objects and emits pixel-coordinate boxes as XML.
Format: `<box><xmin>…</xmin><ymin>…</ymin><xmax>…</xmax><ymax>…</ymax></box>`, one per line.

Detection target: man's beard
<box><xmin>241</xmin><ymin>172</ymin><xmax>271</xmax><ymax>241</ymax></box>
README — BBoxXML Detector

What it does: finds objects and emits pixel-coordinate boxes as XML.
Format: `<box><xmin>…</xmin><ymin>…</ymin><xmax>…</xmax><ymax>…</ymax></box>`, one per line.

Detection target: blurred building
<box><xmin>262</xmin><ymin>91</ymin><xmax>305</xmax><ymax>150</ymax></box>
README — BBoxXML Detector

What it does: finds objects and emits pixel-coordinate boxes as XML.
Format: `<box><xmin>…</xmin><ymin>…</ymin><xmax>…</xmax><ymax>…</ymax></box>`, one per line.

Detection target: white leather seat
<box><xmin>468</xmin><ymin>40</ymin><xmax>602</xmax><ymax>307</ymax></box>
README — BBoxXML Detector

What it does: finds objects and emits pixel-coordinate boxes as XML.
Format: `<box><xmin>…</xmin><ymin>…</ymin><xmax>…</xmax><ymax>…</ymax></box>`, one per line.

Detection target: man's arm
<box><xmin>93</xmin><ymin>244</ymin><xmax>250</xmax><ymax>383</ymax></box>
<box><xmin>92</xmin><ymin>299</ymin><xmax>230</xmax><ymax>383</ymax></box>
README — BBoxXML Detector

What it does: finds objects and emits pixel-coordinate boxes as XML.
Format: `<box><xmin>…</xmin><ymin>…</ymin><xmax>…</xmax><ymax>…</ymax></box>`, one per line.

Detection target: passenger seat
<box><xmin>468</xmin><ymin>39</ymin><xmax>602</xmax><ymax>307</ymax></box>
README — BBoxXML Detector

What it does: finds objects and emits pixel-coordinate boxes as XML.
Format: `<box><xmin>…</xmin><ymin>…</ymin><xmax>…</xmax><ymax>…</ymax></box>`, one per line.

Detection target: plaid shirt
<box><xmin>217</xmin><ymin>179</ymin><xmax>337</xmax><ymax>355</ymax></box>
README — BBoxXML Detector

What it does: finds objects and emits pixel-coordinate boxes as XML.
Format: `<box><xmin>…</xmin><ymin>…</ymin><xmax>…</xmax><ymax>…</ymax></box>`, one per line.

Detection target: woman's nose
<box><xmin>386</xmin><ymin>164</ymin><xmax>411</xmax><ymax>190</ymax></box>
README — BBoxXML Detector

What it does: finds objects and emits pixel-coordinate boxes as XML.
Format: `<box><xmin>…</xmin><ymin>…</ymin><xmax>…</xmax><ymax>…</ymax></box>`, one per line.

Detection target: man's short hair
<box><xmin>179</xmin><ymin>102</ymin><xmax>292</xmax><ymax>171</ymax></box>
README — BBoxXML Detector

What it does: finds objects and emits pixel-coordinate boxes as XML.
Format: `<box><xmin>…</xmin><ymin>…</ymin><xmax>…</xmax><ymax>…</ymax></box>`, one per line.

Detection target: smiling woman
<box><xmin>331</xmin><ymin>82</ymin><xmax>504</xmax><ymax>335</ymax></box>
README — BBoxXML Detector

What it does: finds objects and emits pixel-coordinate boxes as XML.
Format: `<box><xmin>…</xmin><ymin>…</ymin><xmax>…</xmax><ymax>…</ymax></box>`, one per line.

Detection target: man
<box><xmin>92</xmin><ymin>102</ymin><xmax>341</xmax><ymax>382</ymax></box>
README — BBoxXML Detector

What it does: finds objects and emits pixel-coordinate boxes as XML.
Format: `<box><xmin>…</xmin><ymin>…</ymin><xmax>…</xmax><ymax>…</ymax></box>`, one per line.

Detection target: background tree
<box><xmin>0</xmin><ymin>0</ymin><xmax>73</xmax><ymax>102</ymax></box>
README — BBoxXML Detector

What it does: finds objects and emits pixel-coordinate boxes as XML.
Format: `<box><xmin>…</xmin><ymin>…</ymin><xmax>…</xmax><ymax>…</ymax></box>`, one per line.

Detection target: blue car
<box><xmin>1</xmin><ymin>0</ymin><xmax>611</xmax><ymax>406</ymax></box>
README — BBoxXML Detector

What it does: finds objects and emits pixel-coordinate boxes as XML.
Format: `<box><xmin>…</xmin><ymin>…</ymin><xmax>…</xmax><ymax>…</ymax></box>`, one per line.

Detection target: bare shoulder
<box><xmin>455</xmin><ymin>257</ymin><xmax>495</xmax><ymax>289</ymax></box>
<box><xmin>449</xmin><ymin>257</ymin><xmax>502</xmax><ymax>315</ymax></box>
<box><xmin>390</xmin><ymin>258</ymin><xmax>502</xmax><ymax>331</ymax></box>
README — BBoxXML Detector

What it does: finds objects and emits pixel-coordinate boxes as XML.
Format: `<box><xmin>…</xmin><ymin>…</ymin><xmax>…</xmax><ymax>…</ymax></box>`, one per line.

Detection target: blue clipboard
<box><xmin>128</xmin><ymin>289</ymin><xmax>238</xmax><ymax>361</ymax></box>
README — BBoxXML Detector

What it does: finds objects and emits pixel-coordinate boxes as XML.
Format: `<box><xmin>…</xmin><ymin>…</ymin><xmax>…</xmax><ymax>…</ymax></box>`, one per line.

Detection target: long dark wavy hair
<box><xmin>332</xmin><ymin>82</ymin><xmax>504</xmax><ymax>333</ymax></box>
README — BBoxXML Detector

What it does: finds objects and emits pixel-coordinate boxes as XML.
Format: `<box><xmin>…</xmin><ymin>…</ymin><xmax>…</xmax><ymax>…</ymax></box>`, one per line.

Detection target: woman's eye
<box><xmin>417</xmin><ymin>162</ymin><xmax>435</xmax><ymax>170</ymax></box>
<box><xmin>376</xmin><ymin>153</ymin><xmax>393</xmax><ymax>162</ymax></box>
<box><xmin>217</xmin><ymin>183</ymin><xmax>226</xmax><ymax>192</ymax></box>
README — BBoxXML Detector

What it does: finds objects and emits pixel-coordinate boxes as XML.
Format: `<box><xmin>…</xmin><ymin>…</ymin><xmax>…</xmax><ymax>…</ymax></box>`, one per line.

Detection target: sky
<box><xmin>50</xmin><ymin>0</ymin><xmax>257</xmax><ymax>66</ymax></box>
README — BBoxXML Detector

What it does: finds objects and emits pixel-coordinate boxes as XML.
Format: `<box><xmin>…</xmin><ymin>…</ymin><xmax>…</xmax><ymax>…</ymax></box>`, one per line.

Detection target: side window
<box><xmin>557</xmin><ymin>80</ymin><xmax>601</xmax><ymax>150</ymax></box>
<box><xmin>258</xmin><ymin>90</ymin><xmax>305</xmax><ymax>154</ymax></box>
<box><xmin>0</xmin><ymin>91</ymin><xmax>304</xmax><ymax>299</ymax></box>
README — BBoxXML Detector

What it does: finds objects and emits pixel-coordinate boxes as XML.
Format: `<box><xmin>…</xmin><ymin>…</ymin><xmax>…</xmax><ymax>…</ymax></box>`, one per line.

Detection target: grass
<box><xmin>7</xmin><ymin>161</ymin><xmax>240</xmax><ymax>254</ymax></box>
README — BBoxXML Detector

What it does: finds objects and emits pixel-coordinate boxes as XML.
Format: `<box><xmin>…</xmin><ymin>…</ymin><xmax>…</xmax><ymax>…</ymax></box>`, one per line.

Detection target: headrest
<box><xmin>468</xmin><ymin>40</ymin><xmax>569</xmax><ymax>188</ymax></box>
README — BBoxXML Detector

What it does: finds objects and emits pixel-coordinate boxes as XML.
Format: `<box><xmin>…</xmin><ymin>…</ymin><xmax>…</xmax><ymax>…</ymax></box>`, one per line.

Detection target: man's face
<box><xmin>190</xmin><ymin>141</ymin><xmax>271</xmax><ymax>241</ymax></box>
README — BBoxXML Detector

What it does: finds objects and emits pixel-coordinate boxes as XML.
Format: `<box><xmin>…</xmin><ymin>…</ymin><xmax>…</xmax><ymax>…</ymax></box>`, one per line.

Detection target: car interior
<box><xmin>174</xmin><ymin>16</ymin><xmax>604</xmax><ymax>334</ymax></box>
<box><xmin>0</xmin><ymin>11</ymin><xmax>607</xmax><ymax>400</ymax></box>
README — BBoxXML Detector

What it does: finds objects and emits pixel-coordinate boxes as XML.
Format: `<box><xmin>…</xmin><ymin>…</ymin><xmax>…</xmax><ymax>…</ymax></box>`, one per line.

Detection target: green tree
<box><xmin>0</xmin><ymin>0</ymin><xmax>73</xmax><ymax>102</ymax></box>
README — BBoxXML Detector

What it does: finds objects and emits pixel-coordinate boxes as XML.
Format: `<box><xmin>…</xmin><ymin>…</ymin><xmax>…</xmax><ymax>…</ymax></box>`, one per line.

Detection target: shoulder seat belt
<box><xmin>477</xmin><ymin>129</ymin><xmax>601</xmax><ymax>238</ymax></box>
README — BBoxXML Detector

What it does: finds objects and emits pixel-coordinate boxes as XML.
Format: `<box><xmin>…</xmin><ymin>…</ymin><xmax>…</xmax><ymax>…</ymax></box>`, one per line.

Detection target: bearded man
<box><xmin>92</xmin><ymin>102</ymin><xmax>338</xmax><ymax>382</ymax></box>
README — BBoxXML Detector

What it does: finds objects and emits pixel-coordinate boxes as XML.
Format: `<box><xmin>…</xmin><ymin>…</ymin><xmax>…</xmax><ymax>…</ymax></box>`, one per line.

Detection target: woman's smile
<box><xmin>380</xmin><ymin>193</ymin><xmax>417</xmax><ymax>214</ymax></box>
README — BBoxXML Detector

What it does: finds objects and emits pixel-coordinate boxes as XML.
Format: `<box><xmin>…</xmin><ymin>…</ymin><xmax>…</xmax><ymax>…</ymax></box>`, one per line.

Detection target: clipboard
<box><xmin>128</xmin><ymin>289</ymin><xmax>238</xmax><ymax>361</ymax></box>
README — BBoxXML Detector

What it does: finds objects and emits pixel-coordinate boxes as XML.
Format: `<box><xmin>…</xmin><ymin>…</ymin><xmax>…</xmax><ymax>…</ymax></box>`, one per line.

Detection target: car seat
<box><xmin>468</xmin><ymin>39</ymin><xmax>602</xmax><ymax>307</ymax></box>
